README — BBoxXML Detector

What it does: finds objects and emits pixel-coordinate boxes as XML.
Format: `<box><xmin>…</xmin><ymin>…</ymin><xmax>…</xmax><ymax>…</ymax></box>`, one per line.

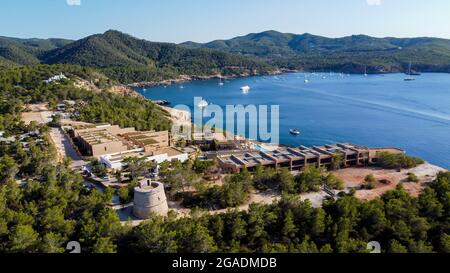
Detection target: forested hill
<box><xmin>0</xmin><ymin>36</ymin><xmax>72</xmax><ymax>67</ymax></box>
<box><xmin>1</xmin><ymin>30</ymin><xmax>275</xmax><ymax>84</ymax></box>
<box><xmin>3</xmin><ymin>30</ymin><xmax>450</xmax><ymax>81</ymax></box>
<box><xmin>183</xmin><ymin>30</ymin><xmax>450</xmax><ymax>73</ymax></box>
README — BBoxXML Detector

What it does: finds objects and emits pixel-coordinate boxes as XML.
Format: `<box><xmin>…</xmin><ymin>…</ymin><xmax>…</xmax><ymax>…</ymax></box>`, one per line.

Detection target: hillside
<box><xmin>41</xmin><ymin>30</ymin><xmax>275</xmax><ymax>83</ymax></box>
<box><xmin>0</xmin><ymin>36</ymin><xmax>72</xmax><ymax>67</ymax></box>
<box><xmin>183</xmin><ymin>30</ymin><xmax>450</xmax><ymax>73</ymax></box>
<box><xmin>3</xmin><ymin>30</ymin><xmax>450</xmax><ymax>80</ymax></box>
<box><xmin>1</xmin><ymin>31</ymin><xmax>274</xmax><ymax>83</ymax></box>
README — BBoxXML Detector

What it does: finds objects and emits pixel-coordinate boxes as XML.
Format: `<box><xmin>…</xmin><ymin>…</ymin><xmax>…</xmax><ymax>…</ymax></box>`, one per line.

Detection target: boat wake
<box><xmin>274</xmin><ymin>83</ymin><xmax>450</xmax><ymax>125</ymax></box>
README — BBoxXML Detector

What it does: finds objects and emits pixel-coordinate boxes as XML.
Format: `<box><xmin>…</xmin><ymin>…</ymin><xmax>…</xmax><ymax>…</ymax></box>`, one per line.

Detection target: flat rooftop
<box><xmin>78</xmin><ymin>130</ymin><xmax>120</xmax><ymax>145</ymax></box>
<box><xmin>218</xmin><ymin>143</ymin><xmax>373</xmax><ymax>167</ymax></box>
<box><xmin>121</xmin><ymin>131</ymin><xmax>168</xmax><ymax>147</ymax></box>
<box><xmin>104</xmin><ymin>147</ymin><xmax>185</xmax><ymax>163</ymax></box>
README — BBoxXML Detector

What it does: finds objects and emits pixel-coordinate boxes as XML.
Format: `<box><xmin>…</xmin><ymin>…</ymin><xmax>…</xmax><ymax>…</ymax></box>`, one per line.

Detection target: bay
<box><xmin>136</xmin><ymin>72</ymin><xmax>450</xmax><ymax>169</ymax></box>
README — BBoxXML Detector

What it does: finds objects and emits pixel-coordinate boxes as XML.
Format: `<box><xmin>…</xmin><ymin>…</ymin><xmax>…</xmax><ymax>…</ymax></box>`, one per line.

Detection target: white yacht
<box><xmin>240</xmin><ymin>85</ymin><xmax>251</xmax><ymax>93</ymax></box>
<box><xmin>197</xmin><ymin>99</ymin><xmax>209</xmax><ymax>108</ymax></box>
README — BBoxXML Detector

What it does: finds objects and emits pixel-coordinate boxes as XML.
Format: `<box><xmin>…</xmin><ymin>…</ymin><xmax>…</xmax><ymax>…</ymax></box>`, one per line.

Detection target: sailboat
<box><xmin>218</xmin><ymin>77</ymin><xmax>224</xmax><ymax>86</ymax></box>
<box><xmin>404</xmin><ymin>62</ymin><xmax>416</xmax><ymax>81</ymax></box>
<box><xmin>197</xmin><ymin>99</ymin><xmax>209</xmax><ymax>108</ymax></box>
<box><xmin>364</xmin><ymin>66</ymin><xmax>368</xmax><ymax>77</ymax></box>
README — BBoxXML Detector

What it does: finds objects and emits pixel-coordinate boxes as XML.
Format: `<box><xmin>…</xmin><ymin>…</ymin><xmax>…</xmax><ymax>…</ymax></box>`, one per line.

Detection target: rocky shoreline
<box><xmin>127</xmin><ymin>69</ymin><xmax>286</xmax><ymax>88</ymax></box>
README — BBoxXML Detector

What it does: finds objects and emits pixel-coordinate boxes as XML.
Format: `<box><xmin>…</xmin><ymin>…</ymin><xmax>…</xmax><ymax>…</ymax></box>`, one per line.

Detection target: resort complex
<box><xmin>217</xmin><ymin>144</ymin><xmax>405</xmax><ymax>173</ymax></box>
<box><xmin>70</xmin><ymin>123</ymin><xmax>188</xmax><ymax>169</ymax></box>
<box><xmin>2</xmin><ymin>0</ymin><xmax>450</xmax><ymax>258</ymax></box>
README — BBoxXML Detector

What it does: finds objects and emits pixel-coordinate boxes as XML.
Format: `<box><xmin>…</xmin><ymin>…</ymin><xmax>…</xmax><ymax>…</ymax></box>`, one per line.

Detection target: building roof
<box><xmin>121</xmin><ymin>131</ymin><xmax>168</xmax><ymax>147</ymax></box>
<box><xmin>218</xmin><ymin>143</ymin><xmax>372</xmax><ymax>168</ymax></box>
<box><xmin>78</xmin><ymin>129</ymin><xmax>121</xmax><ymax>145</ymax></box>
<box><xmin>102</xmin><ymin>147</ymin><xmax>185</xmax><ymax>164</ymax></box>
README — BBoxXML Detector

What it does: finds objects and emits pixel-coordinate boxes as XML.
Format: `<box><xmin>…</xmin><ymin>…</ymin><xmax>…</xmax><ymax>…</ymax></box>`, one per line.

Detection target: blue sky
<box><xmin>1</xmin><ymin>0</ymin><xmax>449</xmax><ymax>43</ymax></box>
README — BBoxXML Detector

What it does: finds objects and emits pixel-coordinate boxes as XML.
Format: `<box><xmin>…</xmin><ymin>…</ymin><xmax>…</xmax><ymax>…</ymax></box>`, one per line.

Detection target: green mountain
<box><xmin>183</xmin><ymin>30</ymin><xmax>450</xmax><ymax>73</ymax></box>
<box><xmin>0</xmin><ymin>36</ymin><xmax>72</xmax><ymax>67</ymax></box>
<box><xmin>41</xmin><ymin>30</ymin><xmax>274</xmax><ymax>83</ymax></box>
<box><xmin>3</xmin><ymin>30</ymin><xmax>449</xmax><ymax>79</ymax></box>
<box><xmin>0</xmin><ymin>30</ymin><xmax>273</xmax><ymax>83</ymax></box>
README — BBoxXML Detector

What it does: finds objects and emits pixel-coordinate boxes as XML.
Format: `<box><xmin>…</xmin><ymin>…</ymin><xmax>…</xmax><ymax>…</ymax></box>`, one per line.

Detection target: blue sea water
<box><xmin>136</xmin><ymin>73</ymin><xmax>450</xmax><ymax>169</ymax></box>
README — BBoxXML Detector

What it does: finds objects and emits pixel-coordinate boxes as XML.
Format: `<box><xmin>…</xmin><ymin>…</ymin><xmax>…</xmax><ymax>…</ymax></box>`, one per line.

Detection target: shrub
<box><xmin>295</xmin><ymin>166</ymin><xmax>326</xmax><ymax>193</ymax></box>
<box><xmin>325</xmin><ymin>173</ymin><xmax>345</xmax><ymax>190</ymax></box>
<box><xmin>377</xmin><ymin>152</ymin><xmax>424</xmax><ymax>169</ymax></box>
<box><xmin>364</xmin><ymin>174</ymin><xmax>376</xmax><ymax>190</ymax></box>
<box><xmin>407</xmin><ymin>173</ymin><xmax>420</xmax><ymax>183</ymax></box>
<box><xmin>118</xmin><ymin>187</ymin><xmax>131</xmax><ymax>204</ymax></box>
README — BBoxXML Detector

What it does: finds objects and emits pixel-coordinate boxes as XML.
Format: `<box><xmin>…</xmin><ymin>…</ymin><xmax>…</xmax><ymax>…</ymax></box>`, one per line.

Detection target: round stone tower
<box><xmin>133</xmin><ymin>180</ymin><xmax>169</xmax><ymax>219</ymax></box>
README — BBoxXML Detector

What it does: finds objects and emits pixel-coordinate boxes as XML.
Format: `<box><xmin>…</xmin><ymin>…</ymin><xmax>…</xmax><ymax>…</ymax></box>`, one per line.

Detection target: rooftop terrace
<box><xmin>217</xmin><ymin>143</ymin><xmax>389</xmax><ymax>172</ymax></box>
<box><xmin>78</xmin><ymin>130</ymin><xmax>120</xmax><ymax>145</ymax></box>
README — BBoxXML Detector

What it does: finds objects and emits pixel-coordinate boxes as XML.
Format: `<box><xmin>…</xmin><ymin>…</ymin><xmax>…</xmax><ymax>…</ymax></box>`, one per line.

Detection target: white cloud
<box><xmin>66</xmin><ymin>0</ymin><xmax>81</xmax><ymax>6</ymax></box>
<box><xmin>366</xmin><ymin>0</ymin><xmax>382</xmax><ymax>6</ymax></box>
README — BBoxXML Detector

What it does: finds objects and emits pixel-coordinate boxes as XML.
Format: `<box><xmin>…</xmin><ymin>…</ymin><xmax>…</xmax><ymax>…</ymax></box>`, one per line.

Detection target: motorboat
<box><xmin>289</xmin><ymin>129</ymin><xmax>301</xmax><ymax>135</ymax></box>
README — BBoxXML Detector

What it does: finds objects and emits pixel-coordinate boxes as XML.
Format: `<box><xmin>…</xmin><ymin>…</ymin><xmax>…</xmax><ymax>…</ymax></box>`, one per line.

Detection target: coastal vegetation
<box><xmin>0</xmin><ymin>64</ymin><xmax>172</xmax><ymax>131</ymax></box>
<box><xmin>376</xmin><ymin>152</ymin><xmax>424</xmax><ymax>170</ymax></box>
<box><xmin>0</xmin><ymin>41</ymin><xmax>449</xmax><ymax>254</ymax></box>
<box><xmin>408</xmin><ymin>173</ymin><xmax>420</xmax><ymax>183</ymax></box>
<box><xmin>363</xmin><ymin>174</ymin><xmax>377</xmax><ymax>190</ymax></box>
<box><xmin>0</xmin><ymin>108</ymin><xmax>122</xmax><ymax>253</ymax></box>
<box><xmin>1</xmin><ymin>125</ymin><xmax>449</xmax><ymax>253</ymax></box>
<box><xmin>121</xmin><ymin>172</ymin><xmax>450</xmax><ymax>253</ymax></box>
<box><xmin>162</xmin><ymin>163</ymin><xmax>345</xmax><ymax>210</ymax></box>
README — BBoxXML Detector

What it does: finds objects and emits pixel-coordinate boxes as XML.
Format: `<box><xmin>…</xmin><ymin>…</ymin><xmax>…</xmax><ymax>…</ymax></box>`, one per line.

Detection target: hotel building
<box><xmin>217</xmin><ymin>143</ymin><xmax>404</xmax><ymax>173</ymax></box>
<box><xmin>71</xmin><ymin>123</ymin><xmax>188</xmax><ymax>169</ymax></box>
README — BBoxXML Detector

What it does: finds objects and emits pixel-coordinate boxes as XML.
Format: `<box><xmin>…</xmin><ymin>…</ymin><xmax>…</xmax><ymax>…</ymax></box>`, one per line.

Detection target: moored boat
<box><xmin>197</xmin><ymin>99</ymin><xmax>209</xmax><ymax>108</ymax></box>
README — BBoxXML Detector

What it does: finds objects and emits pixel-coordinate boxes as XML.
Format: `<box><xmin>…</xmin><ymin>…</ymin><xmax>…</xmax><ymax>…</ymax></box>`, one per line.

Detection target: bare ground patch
<box><xmin>333</xmin><ymin>163</ymin><xmax>446</xmax><ymax>200</ymax></box>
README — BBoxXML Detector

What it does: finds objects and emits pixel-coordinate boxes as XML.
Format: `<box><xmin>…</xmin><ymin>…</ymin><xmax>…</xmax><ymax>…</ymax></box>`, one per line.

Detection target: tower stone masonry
<box><xmin>133</xmin><ymin>180</ymin><xmax>169</xmax><ymax>219</ymax></box>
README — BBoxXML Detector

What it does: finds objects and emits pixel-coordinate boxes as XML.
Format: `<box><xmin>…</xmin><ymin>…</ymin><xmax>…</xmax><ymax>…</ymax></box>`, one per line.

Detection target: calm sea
<box><xmin>136</xmin><ymin>73</ymin><xmax>450</xmax><ymax>169</ymax></box>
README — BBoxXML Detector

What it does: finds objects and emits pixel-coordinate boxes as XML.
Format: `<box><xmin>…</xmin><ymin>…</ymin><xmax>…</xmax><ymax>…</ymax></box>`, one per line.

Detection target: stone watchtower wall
<box><xmin>133</xmin><ymin>181</ymin><xmax>169</xmax><ymax>219</ymax></box>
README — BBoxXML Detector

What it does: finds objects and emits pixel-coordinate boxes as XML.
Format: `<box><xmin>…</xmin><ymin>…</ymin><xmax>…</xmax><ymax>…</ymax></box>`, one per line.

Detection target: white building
<box><xmin>44</xmin><ymin>73</ymin><xmax>68</xmax><ymax>84</ymax></box>
<box><xmin>100</xmin><ymin>147</ymin><xmax>188</xmax><ymax>170</ymax></box>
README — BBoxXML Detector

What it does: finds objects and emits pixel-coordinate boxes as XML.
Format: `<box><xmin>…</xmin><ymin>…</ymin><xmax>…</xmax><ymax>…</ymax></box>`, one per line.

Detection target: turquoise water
<box><xmin>137</xmin><ymin>73</ymin><xmax>450</xmax><ymax>169</ymax></box>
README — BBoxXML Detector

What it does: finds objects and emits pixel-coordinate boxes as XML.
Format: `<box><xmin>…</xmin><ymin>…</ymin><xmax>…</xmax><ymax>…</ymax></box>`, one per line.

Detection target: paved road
<box><xmin>50</xmin><ymin>128</ymin><xmax>86</xmax><ymax>169</ymax></box>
